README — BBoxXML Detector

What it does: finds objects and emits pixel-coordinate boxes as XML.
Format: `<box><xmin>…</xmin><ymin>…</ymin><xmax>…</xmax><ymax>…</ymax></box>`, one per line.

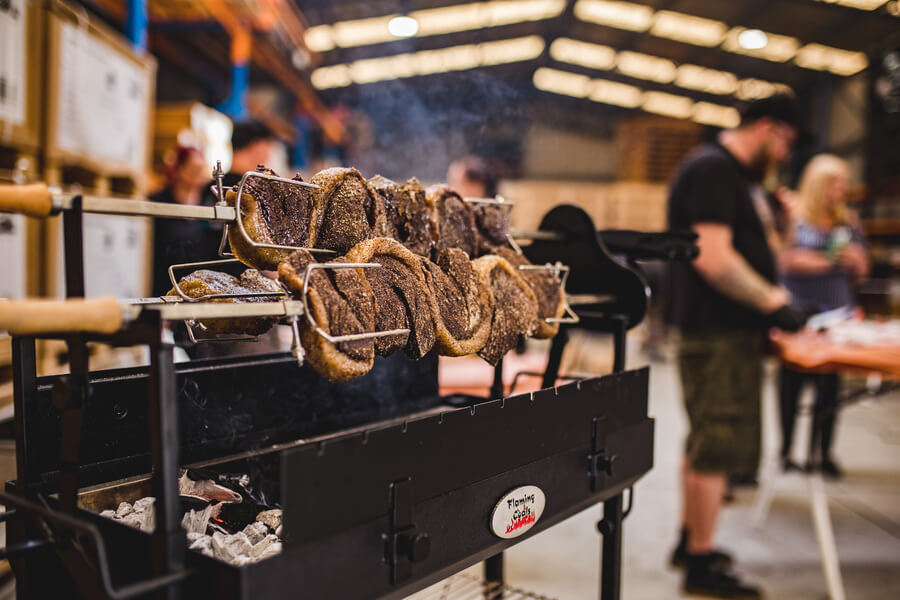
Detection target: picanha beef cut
<box><xmin>311</xmin><ymin>167</ymin><xmax>384</xmax><ymax>255</ymax></box>
<box><xmin>426</xmin><ymin>184</ymin><xmax>478</xmax><ymax>259</ymax></box>
<box><xmin>471</xmin><ymin>255</ymin><xmax>540</xmax><ymax>366</ymax></box>
<box><xmin>278</xmin><ymin>249</ymin><xmax>376</xmax><ymax>381</ymax></box>
<box><xmin>420</xmin><ymin>248</ymin><xmax>494</xmax><ymax>356</ymax></box>
<box><xmin>227</xmin><ymin>166</ymin><xmax>318</xmax><ymax>270</ymax></box>
<box><xmin>344</xmin><ymin>238</ymin><xmax>435</xmax><ymax>358</ymax></box>
<box><xmin>167</xmin><ymin>269</ymin><xmax>282</xmax><ymax>336</ymax></box>
<box><xmin>497</xmin><ymin>248</ymin><xmax>564</xmax><ymax>339</ymax></box>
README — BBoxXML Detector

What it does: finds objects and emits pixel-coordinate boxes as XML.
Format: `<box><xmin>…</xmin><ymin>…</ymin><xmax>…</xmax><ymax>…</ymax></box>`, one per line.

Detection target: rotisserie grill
<box><xmin>0</xmin><ymin>170</ymin><xmax>677</xmax><ymax>599</ymax></box>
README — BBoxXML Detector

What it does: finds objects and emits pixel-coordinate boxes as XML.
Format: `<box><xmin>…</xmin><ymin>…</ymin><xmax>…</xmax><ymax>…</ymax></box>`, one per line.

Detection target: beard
<box><xmin>744</xmin><ymin>148</ymin><xmax>770</xmax><ymax>182</ymax></box>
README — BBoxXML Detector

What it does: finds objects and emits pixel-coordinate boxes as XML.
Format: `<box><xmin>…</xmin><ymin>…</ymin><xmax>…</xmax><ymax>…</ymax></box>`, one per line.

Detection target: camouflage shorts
<box><xmin>677</xmin><ymin>330</ymin><xmax>763</xmax><ymax>475</ymax></box>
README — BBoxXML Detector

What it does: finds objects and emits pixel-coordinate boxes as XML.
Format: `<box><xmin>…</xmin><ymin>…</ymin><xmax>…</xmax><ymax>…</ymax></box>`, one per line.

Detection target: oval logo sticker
<box><xmin>490</xmin><ymin>485</ymin><xmax>545</xmax><ymax>539</ymax></box>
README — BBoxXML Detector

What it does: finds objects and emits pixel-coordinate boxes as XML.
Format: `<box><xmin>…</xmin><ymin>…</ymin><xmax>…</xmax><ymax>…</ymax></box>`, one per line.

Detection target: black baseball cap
<box><xmin>739</xmin><ymin>93</ymin><xmax>809</xmax><ymax>139</ymax></box>
<box><xmin>231</xmin><ymin>120</ymin><xmax>274</xmax><ymax>151</ymax></box>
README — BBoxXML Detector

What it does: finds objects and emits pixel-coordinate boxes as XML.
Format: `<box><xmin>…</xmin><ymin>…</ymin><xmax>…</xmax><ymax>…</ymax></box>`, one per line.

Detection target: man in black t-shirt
<box><xmin>665</xmin><ymin>95</ymin><xmax>807</xmax><ymax>598</ymax></box>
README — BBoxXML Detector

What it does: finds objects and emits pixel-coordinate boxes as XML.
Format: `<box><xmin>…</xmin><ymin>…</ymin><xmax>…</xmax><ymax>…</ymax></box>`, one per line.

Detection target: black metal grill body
<box><xmin>8</xmin><ymin>345</ymin><xmax>651</xmax><ymax>599</ymax></box>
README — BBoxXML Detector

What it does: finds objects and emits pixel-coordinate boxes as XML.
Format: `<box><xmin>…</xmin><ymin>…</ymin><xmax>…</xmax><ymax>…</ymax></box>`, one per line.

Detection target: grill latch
<box><xmin>384</xmin><ymin>477</ymin><xmax>430</xmax><ymax>585</ymax></box>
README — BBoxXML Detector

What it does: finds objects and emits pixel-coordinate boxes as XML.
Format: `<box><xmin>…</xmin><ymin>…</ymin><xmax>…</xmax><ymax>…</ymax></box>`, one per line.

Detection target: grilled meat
<box><xmin>311</xmin><ymin>168</ymin><xmax>384</xmax><ymax>255</ymax></box>
<box><xmin>497</xmin><ymin>248</ymin><xmax>564</xmax><ymax>339</ymax></box>
<box><xmin>226</xmin><ymin>166</ymin><xmax>318</xmax><ymax>270</ymax></box>
<box><xmin>344</xmin><ymin>238</ymin><xmax>435</xmax><ymax>358</ymax></box>
<box><xmin>471</xmin><ymin>255</ymin><xmax>540</xmax><ymax>366</ymax></box>
<box><xmin>426</xmin><ymin>185</ymin><xmax>478</xmax><ymax>259</ymax></box>
<box><xmin>368</xmin><ymin>176</ymin><xmax>436</xmax><ymax>258</ymax></box>
<box><xmin>278</xmin><ymin>249</ymin><xmax>375</xmax><ymax>381</ymax></box>
<box><xmin>474</xmin><ymin>203</ymin><xmax>510</xmax><ymax>255</ymax></box>
<box><xmin>167</xmin><ymin>269</ymin><xmax>282</xmax><ymax>336</ymax></box>
<box><xmin>420</xmin><ymin>248</ymin><xmax>493</xmax><ymax>356</ymax></box>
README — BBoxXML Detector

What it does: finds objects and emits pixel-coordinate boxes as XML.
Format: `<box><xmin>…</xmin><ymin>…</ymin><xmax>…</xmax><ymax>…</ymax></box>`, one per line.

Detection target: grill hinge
<box><xmin>587</xmin><ymin>416</ymin><xmax>617</xmax><ymax>492</ymax></box>
<box><xmin>383</xmin><ymin>477</ymin><xmax>431</xmax><ymax>585</ymax></box>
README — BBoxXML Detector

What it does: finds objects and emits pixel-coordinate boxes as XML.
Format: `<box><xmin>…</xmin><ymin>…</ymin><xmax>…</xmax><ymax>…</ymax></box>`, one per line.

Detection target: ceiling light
<box><xmin>332</xmin><ymin>15</ymin><xmax>397</xmax><ymax>48</ymax></box>
<box><xmin>795</xmin><ymin>43</ymin><xmax>868</xmax><ymax>76</ymax></box>
<box><xmin>310</xmin><ymin>64</ymin><xmax>351</xmax><ymax>89</ymax></box>
<box><xmin>304</xmin><ymin>25</ymin><xmax>335</xmax><ymax>52</ymax></box>
<box><xmin>311</xmin><ymin>36</ymin><xmax>546</xmax><ymax>89</ymax></box>
<box><xmin>675</xmin><ymin>64</ymin><xmax>737</xmax><ymax>95</ymax></box>
<box><xmin>735</xmin><ymin>78</ymin><xmax>793</xmax><ymax>100</ymax></box>
<box><xmin>484</xmin><ymin>0</ymin><xmax>568</xmax><ymax>26</ymax></box>
<box><xmin>533</xmin><ymin>67</ymin><xmax>592</xmax><ymax>97</ymax></box>
<box><xmin>651</xmin><ymin>11</ymin><xmax>727</xmax><ymax>47</ymax></box>
<box><xmin>617</xmin><ymin>51</ymin><xmax>676</xmax><ymax>83</ymax></box>
<box><xmin>590</xmin><ymin>79</ymin><xmax>643</xmax><ymax>107</ymax></box>
<box><xmin>723</xmin><ymin>27</ymin><xmax>798</xmax><ymax>62</ymax></box>
<box><xmin>480</xmin><ymin>35</ymin><xmax>546</xmax><ymax>65</ymax></box>
<box><xmin>549</xmin><ymin>38</ymin><xmax>617</xmax><ymax>70</ymax></box>
<box><xmin>642</xmin><ymin>91</ymin><xmax>693</xmax><ymax>119</ymax></box>
<box><xmin>738</xmin><ymin>28</ymin><xmax>768</xmax><ymax>50</ymax></box>
<box><xmin>388</xmin><ymin>16</ymin><xmax>419</xmax><ymax>38</ymax></box>
<box><xmin>815</xmin><ymin>0</ymin><xmax>888</xmax><ymax>9</ymax></box>
<box><xmin>692</xmin><ymin>102</ymin><xmax>740</xmax><ymax>128</ymax></box>
<box><xmin>574</xmin><ymin>0</ymin><xmax>653</xmax><ymax>32</ymax></box>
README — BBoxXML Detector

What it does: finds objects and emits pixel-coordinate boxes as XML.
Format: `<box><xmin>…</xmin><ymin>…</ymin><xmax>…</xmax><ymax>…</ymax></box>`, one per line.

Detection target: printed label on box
<box><xmin>0</xmin><ymin>0</ymin><xmax>26</xmax><ymax>126</ymax></box>
<box><xmin>56</xmin><ymin>22</ymin><xmax>149</xmax><ymax>171</ymax></box>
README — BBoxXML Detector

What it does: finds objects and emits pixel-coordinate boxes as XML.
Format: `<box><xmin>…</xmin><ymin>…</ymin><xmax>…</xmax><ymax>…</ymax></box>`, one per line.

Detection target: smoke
<box><xmin>338</xmin><ymin>69</ymin><xmax>528</xmax><ymax>182</ymax></box>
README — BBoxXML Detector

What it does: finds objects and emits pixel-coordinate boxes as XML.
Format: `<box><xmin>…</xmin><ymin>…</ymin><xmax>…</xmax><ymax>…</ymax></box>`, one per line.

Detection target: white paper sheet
<box><xmin>55</xmin><ymin>22</ymin><xmax>150</xmax><ymax>171</ymax></box>
<box><xmin>0</xmin><ymin>0</ymin><xmax>26</xmax><ymax>126</ymax></box>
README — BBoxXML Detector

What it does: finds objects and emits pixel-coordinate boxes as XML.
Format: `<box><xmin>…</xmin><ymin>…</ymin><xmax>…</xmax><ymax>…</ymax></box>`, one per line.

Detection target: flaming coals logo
<box><xmin>490</xmin><ymin>485</ymin><xmax>546</xmax><ymax>540</ymax></box>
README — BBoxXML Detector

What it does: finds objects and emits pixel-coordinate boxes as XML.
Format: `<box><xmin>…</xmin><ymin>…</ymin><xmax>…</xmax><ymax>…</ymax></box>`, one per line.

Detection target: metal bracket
<box><xmin>383</xmin><ymin>478</ymin><xmax>430</xmax><ymax>585</ymax></box>
<box><xmin>587</xmin><ymin>416</ymin><xmax>616</xmax><ymax>493</ymax></box>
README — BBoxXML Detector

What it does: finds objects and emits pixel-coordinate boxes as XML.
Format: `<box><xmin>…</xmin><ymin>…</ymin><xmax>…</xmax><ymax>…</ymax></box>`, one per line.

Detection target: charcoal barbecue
<box><xmin>0</xmin><ymin>172</ymin><xmax>674</xmax><ymax>599</ymax></box>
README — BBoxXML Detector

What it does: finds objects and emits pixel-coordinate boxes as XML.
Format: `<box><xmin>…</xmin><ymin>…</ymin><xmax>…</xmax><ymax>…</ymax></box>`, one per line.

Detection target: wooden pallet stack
<box><xmin>616</xmin><ymin>114</ymin><xmax>701</xmax><ymax>184</ymax></box>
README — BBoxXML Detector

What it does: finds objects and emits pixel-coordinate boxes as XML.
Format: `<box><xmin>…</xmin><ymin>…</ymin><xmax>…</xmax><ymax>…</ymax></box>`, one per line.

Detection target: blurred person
<box><xmin>447</xmin><ymin>155</ymin><xmax>498</xmax><ymax>198</ymax></box>
<box><xmin>150</xmin><ymin>145</ymin><xmax>219</xmax><ymax>297</ymax></box>
<box><xmin>203</xmin><ymin>119</ymin><xmax>277</xmax><ymax>204</ymax></box>
<box><xmin>778</xmin><ymin>154</ymin><xmax>869</xmax><ymax>478</ymax></box>
<box><xmin>664</xmin><ymin>94</ymin><xmax>809</xmax><ymax>598</ymax></box>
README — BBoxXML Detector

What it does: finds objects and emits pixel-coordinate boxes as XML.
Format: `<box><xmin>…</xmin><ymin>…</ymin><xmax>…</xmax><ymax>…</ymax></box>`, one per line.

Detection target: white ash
<box><xmin>189</xmin><ymin>525</ymin><xmax>282</xmax><ymax>566</ymax></box>
<box><xmin>101</xmin><ymin>497</ymin><xmax>283</xmax><ymax>566</ymax></box>
<box><xmin>100</xmin><ymin>497</ymin><xmax>156</xmax><ymax>533</ymax></box>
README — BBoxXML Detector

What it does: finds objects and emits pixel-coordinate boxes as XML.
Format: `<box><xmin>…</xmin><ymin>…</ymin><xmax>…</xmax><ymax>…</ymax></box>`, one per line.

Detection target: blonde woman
<box><xmin>779</xmin><ymin>154</ymin><xmax>869</xmax><ymax>478</ymax></box>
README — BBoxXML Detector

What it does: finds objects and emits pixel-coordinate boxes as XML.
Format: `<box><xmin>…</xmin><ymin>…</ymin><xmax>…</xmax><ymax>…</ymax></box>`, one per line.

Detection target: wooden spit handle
<box><xmin>0</xmin><ymin>297</ymin><xmax>123</xmax><ymax>336</ymax></box>
<box><xmin>0</xmin><ymin>183</ymin><xmax>54</xmax><ymax>217</ymax></box>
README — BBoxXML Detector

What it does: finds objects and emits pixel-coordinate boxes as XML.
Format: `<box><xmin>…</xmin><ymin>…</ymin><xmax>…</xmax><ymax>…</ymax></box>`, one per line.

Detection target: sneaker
<box><xmin>782</xmin><ymin>458</ymin><xmax>803</xmax><ymax>472</ymax></box>
<box><xmin>684</xmin><ymin>558</ymin><xmax>762</xmax><ymax>598</ymax></box>
<box><xmin>670</xmin><ymin>541</ymin><xmax>734</xmax><ymax>570</ymax></box>
<box><xmin>820</xmin><ymin>459</ymin><xmax>843</xmax><ymax>479</ymax></box>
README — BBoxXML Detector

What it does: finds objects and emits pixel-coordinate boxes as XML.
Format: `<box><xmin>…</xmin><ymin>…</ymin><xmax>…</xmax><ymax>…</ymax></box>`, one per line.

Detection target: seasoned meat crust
<box><xmin>278</xmin><ymin>249</ymin><xmax>375</xmax><ymax>381</ymax></box>
<box><xmin>344</xmin><ymin>238</ymin><xmax>436</xmax><ymax>358</ymax></box>
<box><xmin>167</xmin><ymin>269</ymin><xmax>282</xmax><ymax>336</ymax></box>
<box><xmin>426</xmin><ymin>184</ymin><xmax>478</xmax><ymax>259</ymax></box>
<box><xmin>227</xmin><ymin>166</ymin><xmax>318</xmax><ymax>270</ymax></box>
<box><xmin>420</xmin><ymin>248</ymin><xmax>493</xmax><ymax>356</ymax></box>
<box><xmin>471</xmin><ymin>255</ymin><xmax>540</xmax><ymax>366</ymax></box>
<box><xmin>311</xmin><ymin>168</ymin><xmax>385</xmax><ymax>255</ymax></box>
<box><xmin>474</xmin><ymin>203</ymin><xmax>511</xmax><ymax>255</ymax></box>
<box><xmin>497</xmin><ymin>248</ymin><xmax>564</xmax><ymax>339</ymax></box>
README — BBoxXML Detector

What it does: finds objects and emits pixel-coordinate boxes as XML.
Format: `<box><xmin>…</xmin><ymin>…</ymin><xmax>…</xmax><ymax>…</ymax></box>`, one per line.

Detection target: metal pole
<box><xmin>484</xmin><ymin>553</ymin><xmax>504</xmax><ymax>590</ymax></box>
<box><xmin>612</xmin><ymin>317</ymin><xmax>627</xmax><ymax>374</ymax></box>
<box><xmin>541</xmin><ymin>326</ymin><xmax>569</xmax><ymax>388</ymax></box>
<box><xmin>490</xmin><ymin>360</ymin><xmax>504</xmax><ymax>400</ymax></box>
<box><xmin>147</xmin><ymin>317</ymin><xmax>185</xmax><ymax>600</ymax></box>
<box><xmin>599</xmin><ymin>493</ymin><xmax>624</xmax><ymax>600</ymax></box>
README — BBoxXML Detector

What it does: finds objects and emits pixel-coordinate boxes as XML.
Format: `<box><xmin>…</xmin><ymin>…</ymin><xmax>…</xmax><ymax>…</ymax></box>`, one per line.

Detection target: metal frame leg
<box><xmin>598</xmin><ymin>493</ymin><xmax>624</xmax><ymax>600</ymax></box>
<box><xmin>809</xmin><ymin>474</ymin><xmax>846</xmax><ymax>600</ymax></box>
<box><xmin>147</xmin><ymin>319</ymin><xmax>185</xmax><ymax>600</ymax></box>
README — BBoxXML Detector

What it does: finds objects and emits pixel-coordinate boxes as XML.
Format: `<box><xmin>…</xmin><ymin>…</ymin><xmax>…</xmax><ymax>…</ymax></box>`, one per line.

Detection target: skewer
<box><xmin>462</xmin><ymin>195</ymin><xmax>513</xmax><ymax>207</ymax></box>
<box><xmin>517</xmin><ymin>263</ymin><xmax>580</xmax><ymax>325</ymax></box>
<box><xmin>300</xmin><ymin>262</ymin><xmax>411</xmax><ymax>343</ymax></box>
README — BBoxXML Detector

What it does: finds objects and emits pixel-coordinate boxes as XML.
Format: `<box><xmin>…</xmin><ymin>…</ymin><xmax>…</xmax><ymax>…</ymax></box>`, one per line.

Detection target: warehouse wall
<box><xmin>520</xmin><ymin>124</ymin><xmax>617</xmax><ymax>181</ymax></box>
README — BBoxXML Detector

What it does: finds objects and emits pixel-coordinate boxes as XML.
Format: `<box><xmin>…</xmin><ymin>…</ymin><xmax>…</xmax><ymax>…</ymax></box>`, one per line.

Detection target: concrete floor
<box><xmin>498</xmin><ymin>355</ymin><xmax>900</xmax><ymax>599</ymax></box>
